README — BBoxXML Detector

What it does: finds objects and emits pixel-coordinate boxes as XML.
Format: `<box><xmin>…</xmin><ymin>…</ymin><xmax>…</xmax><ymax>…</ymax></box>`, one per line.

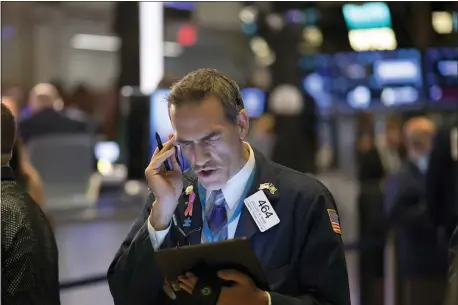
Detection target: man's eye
<box><xmin>206</xmin><ymin>137</ymin><xmax>219</xmax><ymax>143</ymax></box>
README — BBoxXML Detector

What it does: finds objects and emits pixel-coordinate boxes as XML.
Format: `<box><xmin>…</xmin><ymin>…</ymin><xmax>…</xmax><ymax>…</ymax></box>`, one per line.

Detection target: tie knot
<box><xmin>210</xmin><ymin>189</ymin><xmax>225</xmax><ymax>206</ymax></box>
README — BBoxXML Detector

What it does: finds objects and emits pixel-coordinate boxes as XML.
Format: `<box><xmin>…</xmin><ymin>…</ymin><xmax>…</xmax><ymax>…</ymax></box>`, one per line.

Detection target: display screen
<box><xmin>342</xmin><ymin>2</ymin><xmax>392</xmax><ymax>30</ymax></box>
<box><xmin>424</xmin><ymin>47</ymin><xmax>458</xmax><ymax>106</ymax></box>
<box><xmin>331</xmin><ymin>49</ymin><xmax>424</xmax><ymax>112</ymax></box>
<box><xmin>241</xmin><ymin>88</ymin><xmax>266</xmax><ymax>118</ymax></box>
<box><xmin>164</xmin><ymin>2</ymin><xmax>196</xmax><ymax>11</ymax></box>
<box><xmin>149</xmin><ymin>89</ymin><xmax>190</xmax><ymax>171</ymax></box>
<box><xmin>95</xmin><ymin>141</ymin><xmax>120</xmax><ymax>163</ymax></box>
<box><xmin>299</xmin><ymin>54</ymin><xmax>334</xmax><ymax>116</ymax></box>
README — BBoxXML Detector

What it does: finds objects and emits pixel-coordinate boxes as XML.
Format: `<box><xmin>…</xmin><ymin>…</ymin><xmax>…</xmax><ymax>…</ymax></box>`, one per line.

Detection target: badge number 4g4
<box><xmin>244</xmin><ymin>190</ymin><xmax>280</xmax><ymax>232</ymax></box>
<box><xmin>258</xmin><ymin>200</ymin><xmax>273</xmax><ymax>219</ymax></box>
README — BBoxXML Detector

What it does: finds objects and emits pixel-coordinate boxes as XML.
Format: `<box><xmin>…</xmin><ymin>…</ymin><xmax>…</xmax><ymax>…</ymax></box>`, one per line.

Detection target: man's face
<box><xmin>170</xmin><ymin>97</ymin><xmax>249</xmax><ymax>191</ymax></box>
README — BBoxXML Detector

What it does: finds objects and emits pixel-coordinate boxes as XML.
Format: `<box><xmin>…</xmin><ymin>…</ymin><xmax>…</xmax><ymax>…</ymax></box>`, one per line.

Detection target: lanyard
<box><xmin>198</xmin><ymin>170</ymin><xmax>256</xmax><ymax>242</ymax></box>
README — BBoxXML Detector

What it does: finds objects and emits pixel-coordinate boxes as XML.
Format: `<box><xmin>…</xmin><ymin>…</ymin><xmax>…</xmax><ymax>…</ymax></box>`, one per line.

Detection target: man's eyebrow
<box><xmin>176</xmin><ymin>131</ymin><xmax>222</xmax><ymax>144</ymax></box>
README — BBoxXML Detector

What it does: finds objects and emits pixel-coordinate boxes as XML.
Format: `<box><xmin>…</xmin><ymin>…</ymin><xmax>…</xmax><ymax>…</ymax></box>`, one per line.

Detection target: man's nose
<box><xmin>193</xmin><ymin>144</ymin><xmax>211</xmax><ymax>167</ymax></box>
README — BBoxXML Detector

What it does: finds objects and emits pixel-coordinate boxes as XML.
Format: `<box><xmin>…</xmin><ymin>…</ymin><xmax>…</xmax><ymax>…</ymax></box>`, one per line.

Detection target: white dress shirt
<box><xmin>147</xmin><ymin>142</ymin><xmax>256</xmax><ymax>250</ymax></box>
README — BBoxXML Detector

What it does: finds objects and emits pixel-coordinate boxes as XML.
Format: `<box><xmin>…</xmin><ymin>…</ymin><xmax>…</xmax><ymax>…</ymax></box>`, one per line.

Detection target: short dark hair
<box><xmin>167</xmin><ymin>69</ymin><xmax>244</xmax><ymax>123</ymax></box>
<box><xmin>1</xmin><ymin>103</ymin><xmax>16</xmax><ymax>156</ymax></box>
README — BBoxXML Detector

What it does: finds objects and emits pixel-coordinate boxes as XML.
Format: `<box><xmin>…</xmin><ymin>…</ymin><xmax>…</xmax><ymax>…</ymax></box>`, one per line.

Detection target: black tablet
<box><xmin>154</xmin><ymin>238</ymin><xmax>269</xmax><ymax>290</ymax></box>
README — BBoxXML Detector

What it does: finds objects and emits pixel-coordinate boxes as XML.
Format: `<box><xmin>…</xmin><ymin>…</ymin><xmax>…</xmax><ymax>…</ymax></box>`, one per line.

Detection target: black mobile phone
<box><xmin>155</xmin><ymin>132</ymin><xmax>181</xmax><ymax>171</ymax></box>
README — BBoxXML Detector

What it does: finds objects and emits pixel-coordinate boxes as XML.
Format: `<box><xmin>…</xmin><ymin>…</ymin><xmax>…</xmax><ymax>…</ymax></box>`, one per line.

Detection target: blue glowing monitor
<box><xmin>343</xmin><ymin>2</ymin><xmax>392</xmax><ymax>30</ymax></box>
<box><xmin>241</xmin><ymin>88</ymin><xmax>266</xmax><ymax>118</ymax></box>
<box><xmin>163</xmin><ymin>2</ymin><xmax>196</xmax><ymax>11</ymax></box>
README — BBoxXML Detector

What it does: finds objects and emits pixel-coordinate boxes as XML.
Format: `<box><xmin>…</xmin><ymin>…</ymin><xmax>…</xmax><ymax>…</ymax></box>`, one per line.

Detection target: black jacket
<box><xmin>426</xmin><ymin>120</ymin><xmax>458</xmax><ymax>240</ymax></box>
<box><xmin>385</xmin><ymin>161</ymin><xmax>448</xmax><ymax>277</ymax></box>
<box><xmin>107</xmin><ymin>149</ymin><xmax>350</xmax><ymax>305</ymax></box>
<box><xmin>1</xmin><ymin>166</ymin><xmax>60</xmax><ymax>305</ymax></box>
<box><xmin>19</xmin><ymin>108</ymin><xmax>88</xmax><ymax>144</ymax></box>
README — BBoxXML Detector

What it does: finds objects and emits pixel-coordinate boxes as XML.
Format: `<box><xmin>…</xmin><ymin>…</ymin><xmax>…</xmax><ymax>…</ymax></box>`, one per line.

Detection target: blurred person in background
<box><xmin>355</xmin><ymin>113</ymin><xmax>386</xmax><ymax>305</ymax></box>
<box><xmin>356</xmin><ymin>132</ymin><xmax>386</xmax><ymax>305</ymax></box>
<box><xmin>379</xmin><ymin>118</ymin><xmax>406</xmax><ymax>175</ymax></box>
<box><xmin>2</xmin><ymin>97</ymin><xmax>45</xmax><ymax>209</ymax></box>
<box><xmin>426</xmin><ymin>118</ymin><xmax>458</xmax><ymax>305</ymax></box>
<box><xmin>1</xmin><ymin>103</ymin><xmax>60</xmax><ymax>305</ymax></box>
<box><xmin>427</xmin><ymin>118</ymin><xmax>458</xmax><ymax>242</ymax></box>
<box><xmin>358</xmin><ymin>118</ymin><xmax>405</xmax><ymax>184</ymax></box>
<box><xmin>385</xmin><ymin>117</ymin><xmax>448</xmax><ymax>305</ymax></box>
<box><xmin>2</xmin><ymin>83</ymin><xmax>26</xmax><ymax>110</ymax></box>
<box><xmin>246</xmin><ymin>113</ymin><xmax>276</xmax><ymax>159</ymax></box>
<box><xmin>19</xmin><ymin>83</ymin><xmax>89</xmax><ymax>144</ymax></box>
<box><xmin>65</xmin><ymin>84</ymin><xmax>102</xmax><ymax>134</ymax></box>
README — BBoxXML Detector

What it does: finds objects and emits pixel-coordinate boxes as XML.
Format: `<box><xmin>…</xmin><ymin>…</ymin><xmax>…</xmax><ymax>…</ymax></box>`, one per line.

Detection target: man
<box><xmin>1</xmin><ymin>103</ymin><xmax>60</xmax><ymax>304</ymax></box>
<box><xmin>385</xmin><ymin>117</ymin><xmax>448</xmax><ymax>305</ymax></box>
<box><xmin>19</xmin><ymin>83</ymin><xmax>88</xmax><ymax>144</ymax></box>
<box><xmin>108</xmin><ymin>69</ymin><xmax>350</xmax><ymax>305</ymax></box>
<box><xmin>427</xmin><ymin>118</ymin><xmax>458</xmax><ymax>242</ymax></box>
<box><xmin>428</xmin><ymin>119</ymin><xmax>458</xmax><ymax>305</ymax></box>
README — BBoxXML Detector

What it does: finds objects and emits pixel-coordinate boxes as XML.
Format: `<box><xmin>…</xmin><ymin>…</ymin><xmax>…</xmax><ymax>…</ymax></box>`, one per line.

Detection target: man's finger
<box><xmin>169</xmin><ymin>147</ymin><xmax>181</xmax><ymax>172</ymax></box>
<box><xmin>163</xmin><ymin>281</ymin><xmax>177</xmax><ymax>300</ymax></box>
<box><xmin>162</xmin><ymin>135</ymin><xmax>176</xmax><ymax>151</ymax></box>
<box><xmin>178</xmin><ymin>276</ymin><xmax>195</xmax><ymax>288</ymax></box>
<box><xmin>217</xmin><ymin>269</ymin><xmax>250</xmax><ymax>285</ymax></box>
<box><xmin>179</xmin><ymin>283</ymin><xmax>193</xmax><ymax>294</ymax></box>
<box><xmin>151</xmin><ymin>149</ymin><xmax>175</xmax><ymax>171</ymax></box>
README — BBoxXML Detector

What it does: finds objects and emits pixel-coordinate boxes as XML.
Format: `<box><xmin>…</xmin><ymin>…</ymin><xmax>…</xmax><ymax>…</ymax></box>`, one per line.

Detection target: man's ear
<box><xmin>236</xmin><ymin>109</ymin><xmax>250</xmax><ymax>140</ymax></box>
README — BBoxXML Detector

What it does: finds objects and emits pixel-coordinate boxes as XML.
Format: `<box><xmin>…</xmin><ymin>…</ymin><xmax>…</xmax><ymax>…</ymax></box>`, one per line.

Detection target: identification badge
<box><xmin>244</xmin><ymin>190</ymin><xmax>280</xmax><ymax>232</ymax></box>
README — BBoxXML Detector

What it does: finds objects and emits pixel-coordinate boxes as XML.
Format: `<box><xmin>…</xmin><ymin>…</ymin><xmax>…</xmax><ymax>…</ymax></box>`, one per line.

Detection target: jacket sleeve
<box><xmin>1</xmin><ymin>210</ymin><xmax>37</xmax><ymax>304</ymax></box>
<box><xmin>107</xmin><ymin>192</ymin><xmax>174</xmax><ymax>305</ymax></box>
<box><xmin>270</xmin><ymin>187</ymin><xmax>351</xmax><ymax>305</ymax></box>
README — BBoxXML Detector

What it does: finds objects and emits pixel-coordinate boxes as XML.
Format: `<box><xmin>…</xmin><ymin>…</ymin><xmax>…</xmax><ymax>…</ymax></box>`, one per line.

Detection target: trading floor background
<box><xmin>1</xmin><ymin>2</ymin><xmax>457</xmax><ymax>305</ymax></box>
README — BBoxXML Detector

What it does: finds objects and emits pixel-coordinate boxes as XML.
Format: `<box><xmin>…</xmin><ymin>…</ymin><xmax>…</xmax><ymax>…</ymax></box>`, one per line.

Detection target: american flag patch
<box><xmin>327</xmin><ymin>209</ymin><xmax>341</xmax><ymax>234</ymax></box>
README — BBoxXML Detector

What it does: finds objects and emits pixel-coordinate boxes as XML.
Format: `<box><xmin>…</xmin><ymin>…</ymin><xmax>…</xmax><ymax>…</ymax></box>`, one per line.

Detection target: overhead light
<box><xmin>285</xmin><ymin>9</ymin><xmax>305</xmax><ymax>25</ymax></box>
<box><xmin>164</xmin><ymin>41</ymin><xmax>183</xmax><ymax>57</ymax></box>
<box><xmin>71</xmin><ymin>34</ymin><xmax>121</xmax><ymax>52</ymax></box>
<box><xmin>255</xmin><ymin>52</ymin><xmax>276</xmax><ymax>67</ymax></box>
<box><xmin>250</xmin><ymin>37</ymin><xmax>269</xmax><ymax>55</ymax></box>
<box><xmin>239</xmin><ymin>6</ymin><xmax>258</xmax><ymax>24</ymax></box>
<box><xmin>302</xmin><ymin>26</ymin><xmax>323</xmax><ymax>47</ymax></box>
<box><xmin>348</xmin><ymin>28</ymin><xmax>397</xmax><ymax>51</ymax></box>
<box><xmin>265</xmin><ymin>13</ymin><xmax>284</xmax><ymax>31</ymax></box>
<box><xmin>241</xmin><ymin>22</ymin><xmax>258</xmax><ymax>36</ymax></box>
<box><xmin>139</xmin><ymin>2</ymin><xmax>164</xmax><ymax>96</ymax></box>
<box><xmin>432</xmin><ymin>11</ymin><xmax>453</xmax><ymax>34</ymax></box>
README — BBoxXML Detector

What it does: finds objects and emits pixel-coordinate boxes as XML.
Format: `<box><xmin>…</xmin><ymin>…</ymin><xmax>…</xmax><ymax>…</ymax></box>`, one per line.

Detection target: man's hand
<box><xmin>162</xmin><ymin>280</ymin><xmax>177</xmax><ymax>300</ymax></box>
<box><xmin>146</xmin><ymin>133</ymin><xmax>183</xmax><ymax>230</ymax></box>
<box><xmin>177</xmin><ymin>270</ymin><xmax>269</xmax><ymax>305</ymax></box>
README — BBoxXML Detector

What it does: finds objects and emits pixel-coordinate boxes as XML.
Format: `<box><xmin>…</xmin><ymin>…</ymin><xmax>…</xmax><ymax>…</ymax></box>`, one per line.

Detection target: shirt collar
<box><xmin>220</xmin><ymin>142</ymin><xmax>256</xmax><ymax>210</ymax></box>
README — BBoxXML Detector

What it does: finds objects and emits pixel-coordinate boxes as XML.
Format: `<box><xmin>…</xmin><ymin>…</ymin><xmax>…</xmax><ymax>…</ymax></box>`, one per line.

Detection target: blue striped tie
<box><xmin>202</xmin><ymin>189</ymin><xmax>228</xmax><ymax>243</ymax></box>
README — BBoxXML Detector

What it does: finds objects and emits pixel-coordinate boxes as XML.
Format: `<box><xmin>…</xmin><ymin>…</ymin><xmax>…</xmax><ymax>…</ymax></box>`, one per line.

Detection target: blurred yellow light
<box><xmin>97</xmin><ymin>160</ymin><xmax>113</xmax><ymax>176</ymax></box>
<box><xmin>250</xmin><ymin>37</ymin><xmax>271</xmax><ymax>57</ymax></box>
<box><xmin>266</xmin><ymin>13</ymin><xmax>284</xmax><ymax>31</ymax></box>
<box><xmin>432</xmin><ymin>11</ymin><xmax>453</xmax><ymax>34</ymax></box>
<box><xmin>239</xmin><ymin>6</ymin><xmax>258</xmax><ymax>24</ymax></box>
<box><xmin>255</xmin><ymin>52</ymin><xmax>276</xmax><ymax>67</ymax></box>
<box><xmin>302</xmin><ymin>26</ymin><xmax>323</xmax><ymax>47</ymax></box>
<box><xmin>348</xmin><ymin>28</ymin><xmax>397</xmax><ymax>51</ymax></box>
